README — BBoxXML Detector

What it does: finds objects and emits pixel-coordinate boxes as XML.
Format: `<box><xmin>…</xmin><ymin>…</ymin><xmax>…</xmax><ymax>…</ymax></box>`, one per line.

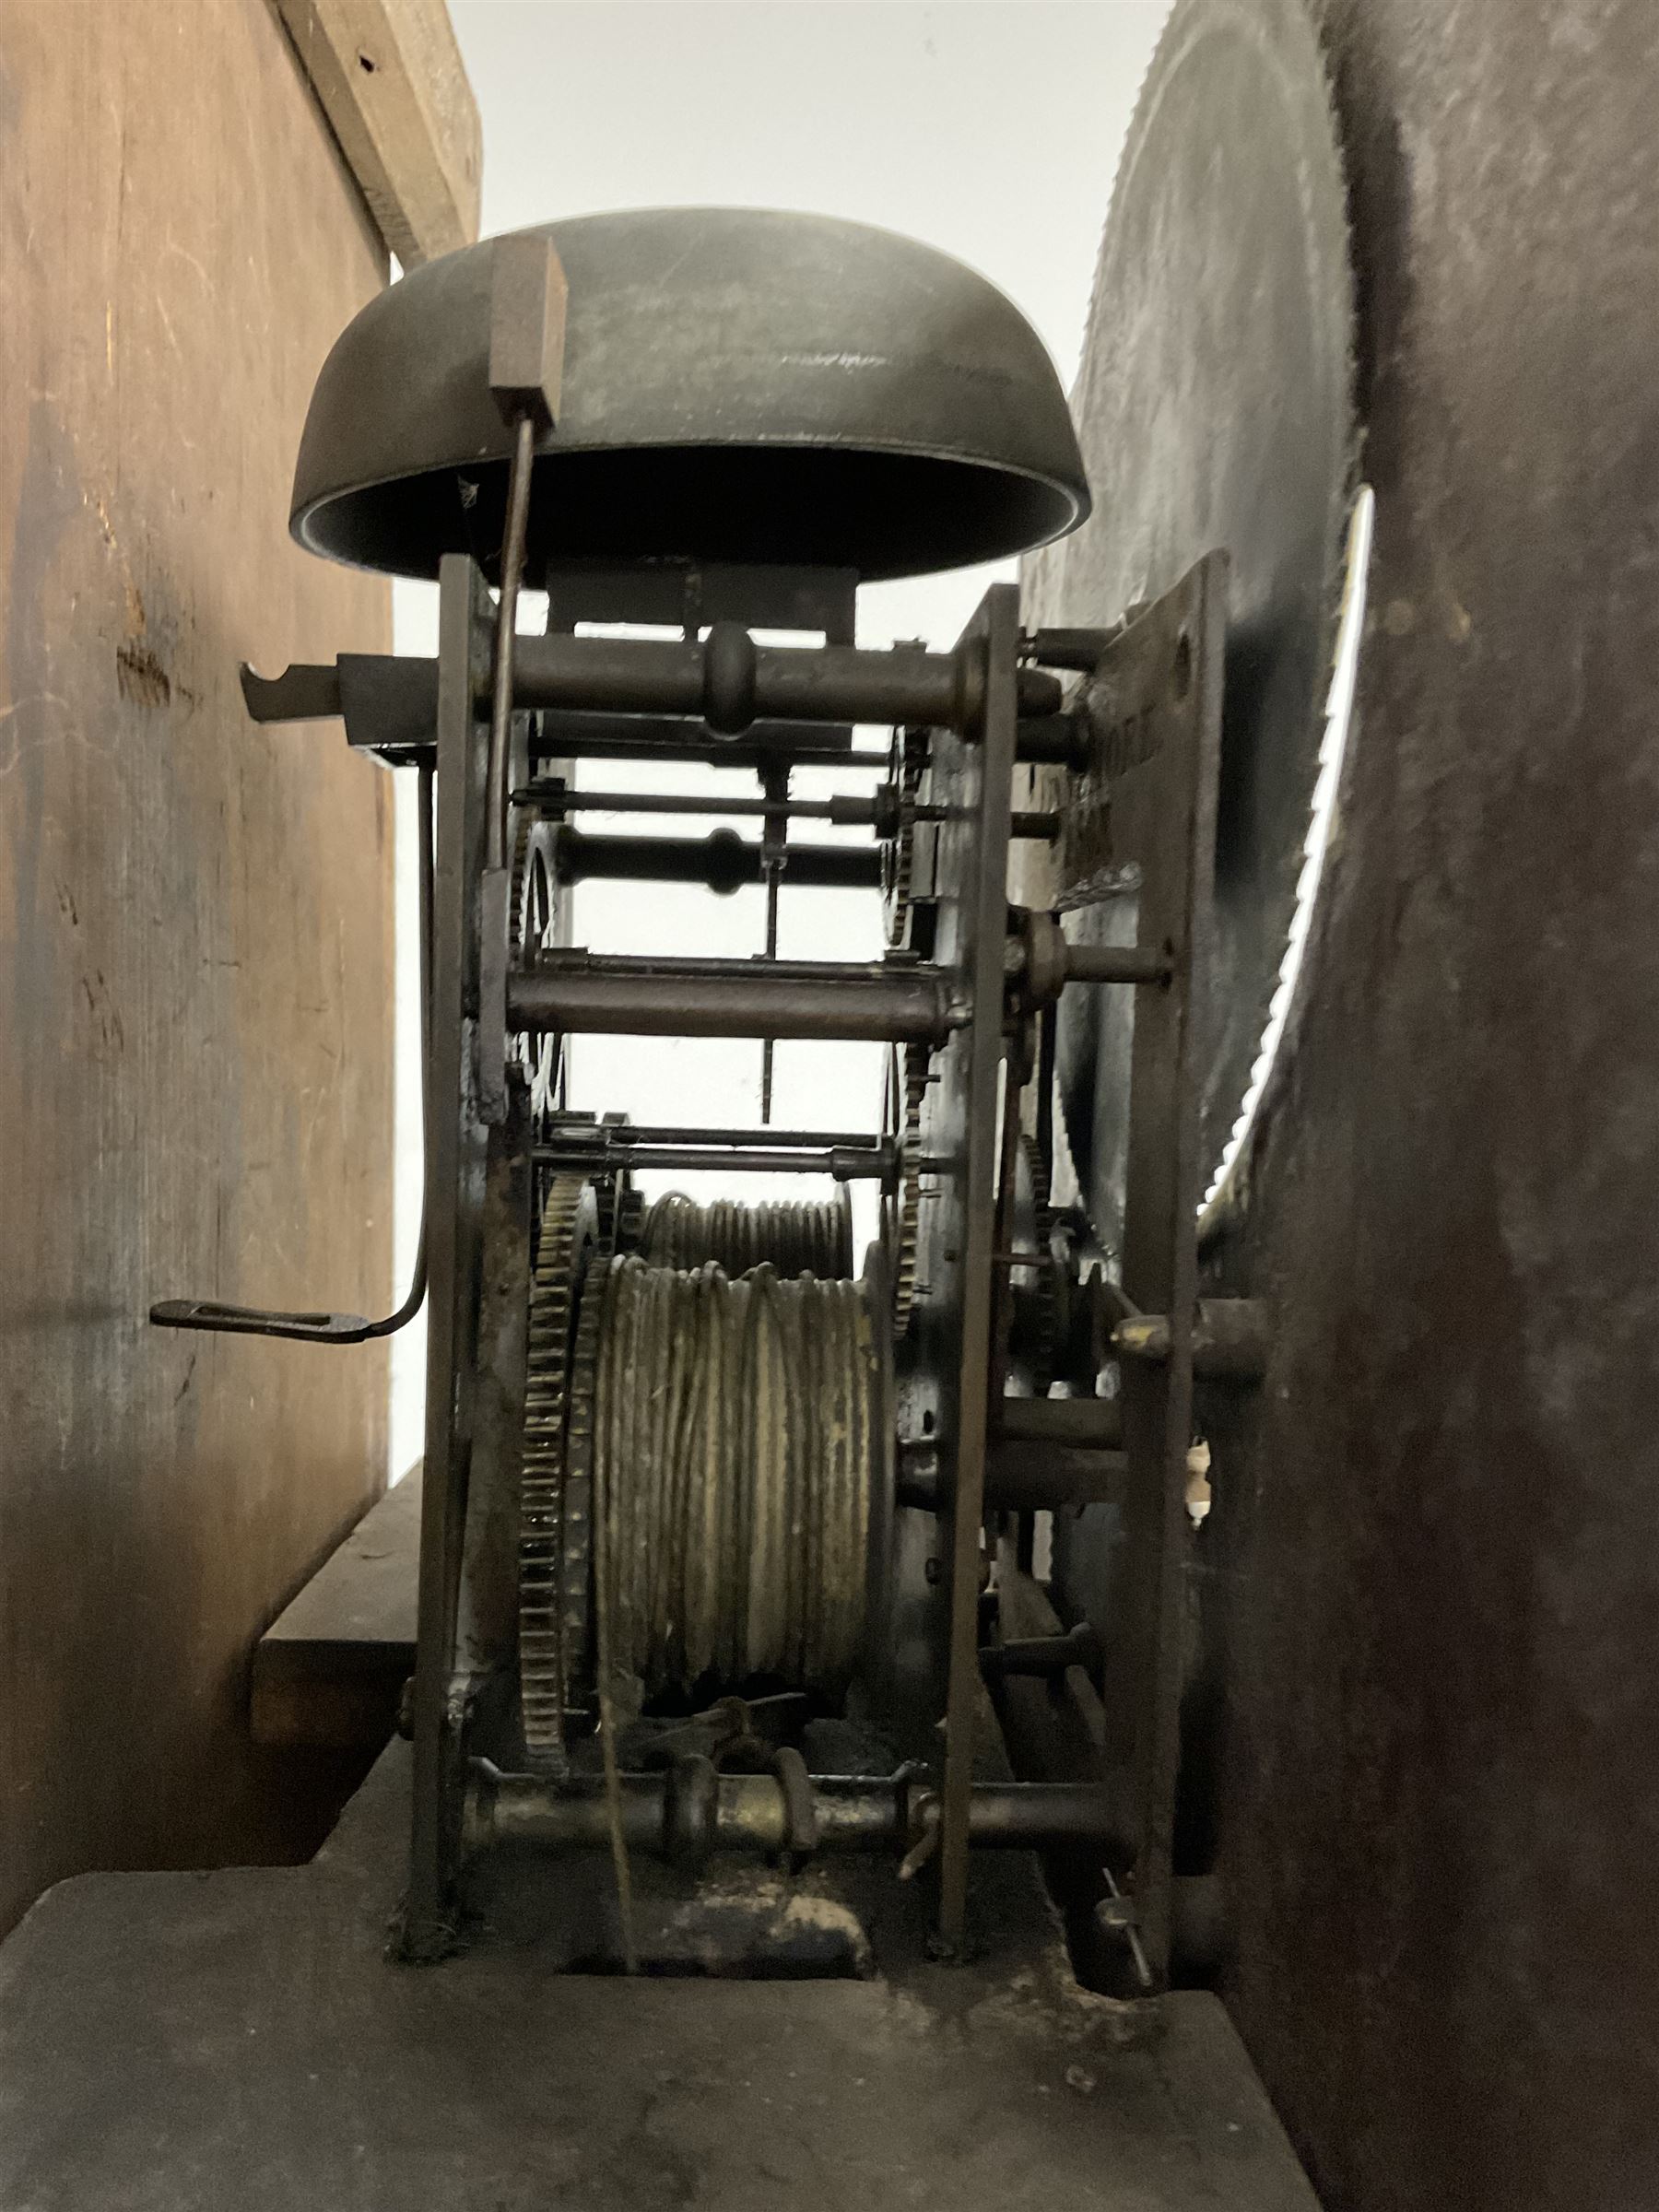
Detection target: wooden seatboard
<box><xmin>253</xmin><ymin>1469</ymin><xmax>421</xmax><ymax>1747</ymax></box>
<box><xmin>0</xmin><ymin>1743</ymin><xmax>1322</xmax><ymax>2212</ymax></box>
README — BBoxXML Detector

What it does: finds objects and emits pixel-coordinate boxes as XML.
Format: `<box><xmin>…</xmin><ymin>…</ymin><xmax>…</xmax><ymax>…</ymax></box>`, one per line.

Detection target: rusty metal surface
<box><xmin>1045</xmin><ymin>561</ymin><xmax>1227</xmax><ymax>1986</ymax></box>
<box><xmin>1192</xmin><ymin>3</ymin><xmax>1659</xmax><ymax>2206</ymax></box>
<box><xmin>1040</xmin><ymin>0</ymin><xmax>1353</xmax><ymax>1239</ymax></box>
<box><xmin>406</xmin><ymin>558</ymin><xmax>492</xmax><ymax>1952</ymax></box>
<box><xmin>881</xmin><ymin>588</ymin><xmax>1023</xmax><ymax>1944</ymax></box>
<box><xmin>931</xmin><ymin>586</ymin><xmax>1021</xmax><ymax>1948</ymax></box>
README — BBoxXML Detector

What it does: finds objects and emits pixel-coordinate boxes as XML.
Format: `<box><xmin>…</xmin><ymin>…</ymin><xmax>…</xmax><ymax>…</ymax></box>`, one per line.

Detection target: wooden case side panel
<box><xmin>0</xmin><ymin>0</ymin><xmax>394</xmax><ymax>1933</ymax></box>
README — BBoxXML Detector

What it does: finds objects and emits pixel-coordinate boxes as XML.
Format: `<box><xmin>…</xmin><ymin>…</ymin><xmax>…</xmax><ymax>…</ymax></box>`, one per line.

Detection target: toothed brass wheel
<box><xmin>518</xmin><ymin>1173</ymin><xmax>597</xmax><ymax>1766</ymax></box>
<box><xmin>881</xmin><ymin>1043</ymin><xmax>926</xmax><ymax>1335</ymax></box>
<box><xmin>510</xmin><ymin>802</ymin><xmax>560</xmax><ymax>1127</ymax></box>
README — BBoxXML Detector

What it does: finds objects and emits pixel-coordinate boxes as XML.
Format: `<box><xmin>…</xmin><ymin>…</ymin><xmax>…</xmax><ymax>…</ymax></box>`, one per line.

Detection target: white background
<box><xmin>388</xmin><ymin>0</ymin><xmax>1169</xmax><ymax>1479</ymax></box>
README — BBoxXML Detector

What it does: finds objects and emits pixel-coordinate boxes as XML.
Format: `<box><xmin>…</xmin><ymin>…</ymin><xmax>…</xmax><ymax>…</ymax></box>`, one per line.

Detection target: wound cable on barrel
<box><xmin>583</xmin><ymin>1255</ymin><xmax>882</xmax><ymax>1707</ymax></box>
<box><xmin>588</xmin><ymin>1364</ymin><xmax>638</xmax><ymax>1973</ymax></box>
<box><xmin>636</xmin><ymin>1189</ymin><xmax>853</xmax><ymax>1279</ymax></box>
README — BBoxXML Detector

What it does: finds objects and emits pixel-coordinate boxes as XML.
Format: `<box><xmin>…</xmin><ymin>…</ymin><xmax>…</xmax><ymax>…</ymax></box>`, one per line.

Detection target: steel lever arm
<box><xmin>149</xmin><ymin>1298</ymin><xmax>380</xmax><ymax>1344</ymax></box>
<box><xmin>148</xmin><ymin>765</ymin><xmax>435</xmax><ymax>1347</ymax></box>
<box><xmin>239</xmin><ymin>662</ymin><xmax>342</xmax><ymax>721</ymax></box>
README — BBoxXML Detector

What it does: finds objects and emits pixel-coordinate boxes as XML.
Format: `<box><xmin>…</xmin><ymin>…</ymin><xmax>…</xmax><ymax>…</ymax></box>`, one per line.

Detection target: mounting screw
<box><xmin>1093</xmin><ymin>1878</ymin><xmax>1153</xmax><ymax>1993</ymax></box>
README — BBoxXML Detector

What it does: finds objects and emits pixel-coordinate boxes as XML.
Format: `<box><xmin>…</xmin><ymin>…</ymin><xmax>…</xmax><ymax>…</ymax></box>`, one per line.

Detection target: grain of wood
<box><xmin>275</xmin><ymin>0</ymin><xmax>481</xmax><ymax>265</ymax></box>
<box><xmin>253</xmin><ymin>1470</ymin><xmax>420</xmax><ymax>1747</ymax></box>
<box><xmin>0</xmin><ymin>0</ymin><xmax>395</xmax><ymax>1936</ymax></box>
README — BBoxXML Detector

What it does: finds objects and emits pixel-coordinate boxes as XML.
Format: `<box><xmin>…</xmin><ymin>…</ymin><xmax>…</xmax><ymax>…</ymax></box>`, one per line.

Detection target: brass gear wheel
<box><xmin>1011</xmin><ymin>1134</ymin><xmax>1060</xmax><ymax>1393</ymax></box>
<box><xmin>594</xmin><ymin>1166</ymin><xmax>636</xmax><ymax>1257</ymax></box>
<box><xmin>510</xmin><ymin>801</ymin><xmax>560</xmax><ymax>1125</ymax></box>
<box><xmin>519</xmin><ymin>1172</ymin><xmax>596</xmax><ymax>1765</ymax></box>
<box><xmin>559</xmin><ymin>1248</ymin><xmax>612</xmax><ymax>1732</ymax></box>
<box><xmin>882</xmin><ymin>1042</ymin><xmax>927</xmax><ymax>1335</ymax></box>
<box><xmin>613</xmin><ymin>1182</ymin><xmax>645</xmax><ymax>1254</ymax></box>
<box><xmin>882</xmin><ymin>726</ymin><xmax>924</xmax><ymax>949</ymax></box>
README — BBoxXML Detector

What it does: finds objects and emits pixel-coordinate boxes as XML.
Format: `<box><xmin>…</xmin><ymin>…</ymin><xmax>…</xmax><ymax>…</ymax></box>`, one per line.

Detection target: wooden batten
<box><xmin>275</xmin><ymin>0</ymin><xmax>482</xmax><ymax>266</ymax></box>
